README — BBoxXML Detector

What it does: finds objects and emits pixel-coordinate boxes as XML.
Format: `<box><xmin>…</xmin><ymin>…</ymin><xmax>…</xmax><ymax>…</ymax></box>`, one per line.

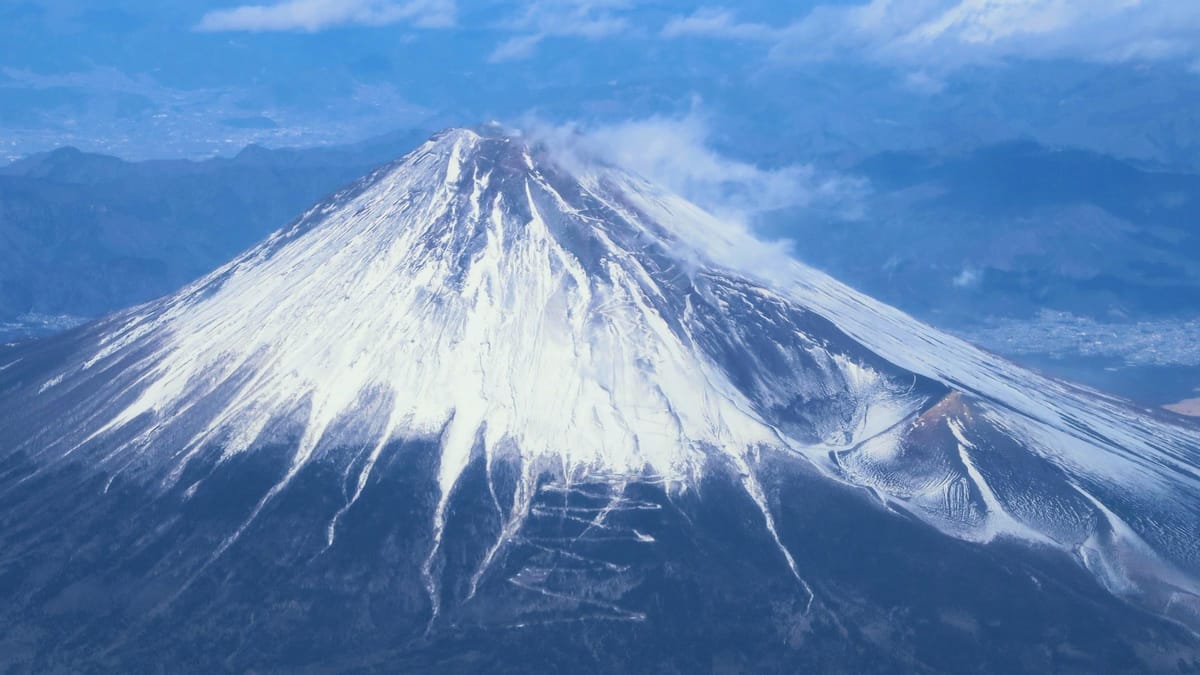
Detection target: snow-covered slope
<box><xmin>3</xmin><ymin>128</ymin><xmax>1198</xmax><ymax>632</ymax></box>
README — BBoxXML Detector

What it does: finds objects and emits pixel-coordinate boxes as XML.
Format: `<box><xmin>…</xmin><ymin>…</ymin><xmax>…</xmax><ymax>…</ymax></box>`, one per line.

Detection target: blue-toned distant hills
<box><xmin>771</xmin><ymin>141</ymin><xmax>1200</xmax><ymax>325</ymax></box>
<box><xmin>0</xmin><ymin>130</ymin><xmax>427</xmax><ymax>335</ymax></box>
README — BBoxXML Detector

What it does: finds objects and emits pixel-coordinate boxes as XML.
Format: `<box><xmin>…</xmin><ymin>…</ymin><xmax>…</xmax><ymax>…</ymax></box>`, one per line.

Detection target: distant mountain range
<box><xmin>773</xmin><ymin>141</ymin><xmax>1200</xmax><ymax>327</ymax></box>
<box><xmin>0</xmin><ymin>129</ymin><xmax>427</xmax><ymax>335</ymax></box>
<box><xmin>758</xmin><ymin>141</ymin><xmax>1200</xmax><ymax>408</ymax></box>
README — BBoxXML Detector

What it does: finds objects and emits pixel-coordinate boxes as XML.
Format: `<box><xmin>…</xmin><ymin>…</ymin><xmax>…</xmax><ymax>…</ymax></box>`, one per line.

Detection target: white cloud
<box><xmin>902</xmin><ymin>70</ymin><xmax>946</xmax><ymax>95</ymax></box>
<box><xmin>661</xmin><ymin>8</ymin><xmax>780</xmax><ymax>41</ymax></box>
<box><xmin>488</xmin><ymin>0</ymin><xmax>633</xmax><ymax>62</ymax></box>
<box><xmin>530</xmin><ymin>113</ymin><xmax>867</xmax><ymax>225</ymax></box>
<box><xmin>952</xmin><ymin>267</ymin><xmax>981</xmax><ymax>288</ymax></box>
<box><xmin>489</xmin><ymin>34</ymin><xmax>545</xmax><ymax>63</ymax></box>
<box><xmin>196</xmin><ymin>0</ymin><xmax>455</xmax><ymax>33</ymax></box>
<box><xmin>667</xmin><ymin>1</ymin><xmax>1200</xmax><ymax>68</ymax></box>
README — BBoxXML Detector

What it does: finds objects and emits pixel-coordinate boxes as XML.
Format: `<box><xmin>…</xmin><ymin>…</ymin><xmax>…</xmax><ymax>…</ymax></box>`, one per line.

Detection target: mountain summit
<box><xmin>1</xmin><ymin>129</ymin><xmax>1198</xmax><ymax>671</ymax></box>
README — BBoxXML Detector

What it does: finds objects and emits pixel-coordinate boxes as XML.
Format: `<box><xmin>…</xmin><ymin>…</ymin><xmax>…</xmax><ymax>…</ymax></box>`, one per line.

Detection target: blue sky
<box><xmin>3</xmin><ymin>0</ymin><xmax>1200</xmax><ymax>165</ymax></box>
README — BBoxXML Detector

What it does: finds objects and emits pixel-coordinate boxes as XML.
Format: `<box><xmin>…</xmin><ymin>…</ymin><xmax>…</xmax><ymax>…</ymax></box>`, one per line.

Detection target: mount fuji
<box><xmin>1</xmin><ymin>128</ymin><xmax>1198</xmax><ymax>672</ymax></box>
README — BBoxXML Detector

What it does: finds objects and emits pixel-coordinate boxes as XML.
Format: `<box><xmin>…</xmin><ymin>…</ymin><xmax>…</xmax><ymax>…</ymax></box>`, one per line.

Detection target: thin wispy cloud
<box><xmin>789</xmin><ymin>0</ymin><xmax>1200</xmax><ymax>65</ymax></box>
<box><xmin>196</xmin><ymin>0</ymin><xmax>455</xmax><ymax>33</ymax></box>
<box><xmin>662</xmin><ymin>0</ymin><xmax>1200</xmax><ymax>68</ymax></box>
<box><xmin>488</xmin><ymin>0</ymin><xmax>633</xmax><ymax>62</ymax></box>
<box><xmin>660</xmin><ymin>8</ymin><xmax>780</xmax><ymax>42</ymax></box>
<box><xmin>489</xmin><ymin>34</ymin><xmax>546</xmax><ymax>63</ymax></box>
<box><xmin>532</xmin><ymin>113</ymin><xmax>868</xmax><ymax>225</ymax></box>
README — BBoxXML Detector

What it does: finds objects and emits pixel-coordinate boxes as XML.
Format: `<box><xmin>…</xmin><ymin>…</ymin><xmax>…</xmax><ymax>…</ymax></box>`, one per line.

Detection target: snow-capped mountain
<box><xmin>1</xmin><ymin>128</ymin><xmax>1197</xmax><ymax>672</ymax></box>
